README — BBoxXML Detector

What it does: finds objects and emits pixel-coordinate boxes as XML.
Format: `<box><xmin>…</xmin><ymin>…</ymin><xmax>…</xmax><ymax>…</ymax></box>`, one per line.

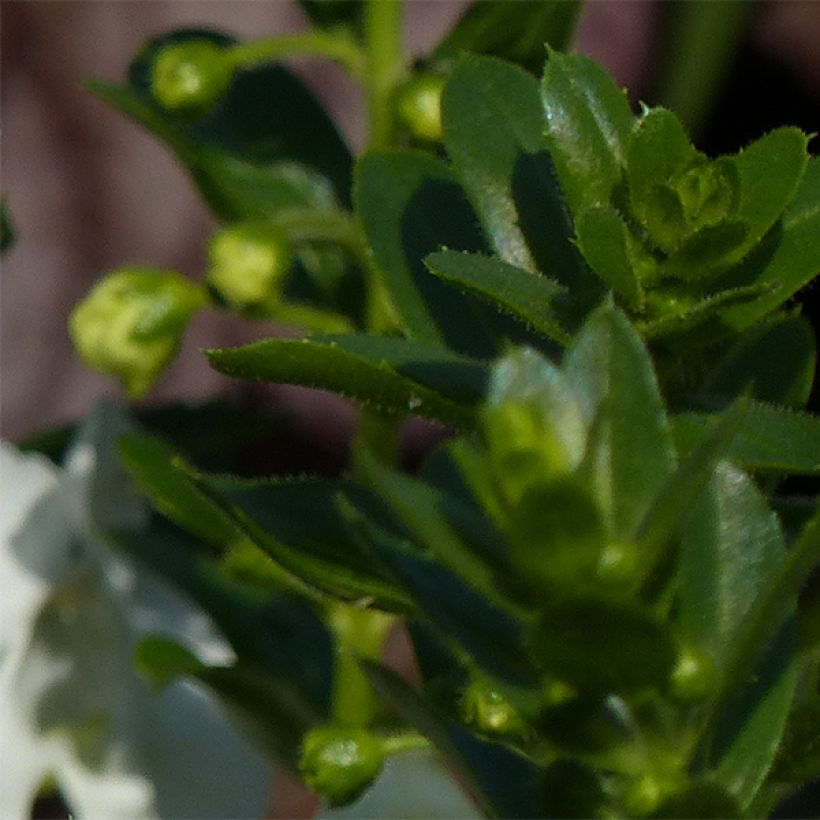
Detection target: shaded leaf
<box><xmin>443</xmin><ymin>55</ymin><xmax>595</xmax><ymax>298</ymax></box>
<box><xmin>431</xmin><ymin>1</ymin><xmax>582</xmax><ymax>74</ymax></box>
<box><xmin>297</xmin><ymin>0</ymin><xmax>363</xmax><ymax>34</ymax></box>
<box><xmin>673</xmin><ymin>402</ymin><xmax>820</xmax><ymax>475</ymax></box>
<box><xmin>355</xmin><ymin>150</ymin><xmax>498</xmax><ymax>356</ymax></box>
<box><xmin>363</xmin><ymin>662</ymin><xmax>543</xmax><ymax>819</ymax></box>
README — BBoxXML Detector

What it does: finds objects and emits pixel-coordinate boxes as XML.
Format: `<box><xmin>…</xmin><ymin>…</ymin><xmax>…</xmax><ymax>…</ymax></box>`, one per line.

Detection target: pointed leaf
<box><xmin>718</xmin><ymin>155</ymin><xmax>820</xmax><ymax>331</ymax></box>
<box><xmin>205</xmin><ymin>335</ymin><xmax>481</xmax><ymax>428</ymax></box>
<box><xmin>424</xmin><ymin>250</ymin><xmax>573</xmax><ymax>344</ymax></box>
<box><xmin>699</xmin><ymin>315</ymin><xmax>816</xmax><ymax>408</ymax></box>
<box><xmin>431</xmin><ymin>1</ymin><xmax>582</xmax><ymax>74</ymax></box>
<box><xmin>363</xmin><ymin>662</ymin><xmax>543</xmax><ymax>819</ymax></box>
<box><xmin>563</xmin><ymin>303</ymin><xmax>675</xmax><ymax>539</ymax></box>
<box><xmin>355</xmin><ymin>150</ymin><xmax>498</xmax><ymax>356</ymax></box>
<box><xmin>89</xmin><ymin>29</ymin><xmax>352</xmax><ymax>218</ymax></box>
<box><xmin>574</xmin><ymin>205</ymin><xmax>644</xmax><ymax>308</ymax></box>
<box><xmin>541</xmin><ymin>50</ymin><xmax>635</xmax><ymax>213</ymax></box>
<box><xmin>443</xmin><ymin>55</ymin><xmax>595</xmax><ymax>297</ymax></box>
<box><xmin>673</xmin><ymin>402</ymin><xmax>820</xmax><ymax>475</ymax></box>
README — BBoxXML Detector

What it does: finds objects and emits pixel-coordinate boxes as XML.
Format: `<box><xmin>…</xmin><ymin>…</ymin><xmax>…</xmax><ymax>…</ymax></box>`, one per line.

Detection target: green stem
<box><xmin>227</xmin><ymin>28</ymin><xmax>366</xmax><ymax>79</ymax></box>
<box><xmin>381</xmin><ymin>732</ymin><xmax>432</xmax><ymax>755</ymax></box>
<box><xmin>328</xmin><ymin>602</ymin><xmax>396</xmax><ymax>727</ymax></box>
<box><xmin>363</xmin><ymin>0</ymin><xmax>406</xmax><ymax>149</ymax></box>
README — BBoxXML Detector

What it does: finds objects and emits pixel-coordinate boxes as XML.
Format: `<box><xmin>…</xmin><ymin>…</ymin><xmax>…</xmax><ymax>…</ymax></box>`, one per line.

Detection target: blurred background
<box><xmin>2</xmin><ymin>0</ymin><xmax>819</xmax><ymax>443</ymax></box>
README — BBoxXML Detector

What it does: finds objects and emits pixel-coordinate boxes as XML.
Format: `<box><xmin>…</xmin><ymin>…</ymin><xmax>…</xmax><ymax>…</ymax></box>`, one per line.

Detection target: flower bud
<box><xmin>151</xmin><ymin>40</ymin><xmax>233</xmax><ymax>116</ymax></box>
<box><xmin>69</xmin><ymin>267</ymin><xmax>204</xmax><ymax>398</ymax></box>
<box><xmin>461</xmin><ymin>679</ymin><xmax>528</xmax><ymax>739</ymax></box>
<box><xmin>669</xmin><ymin>648</ymin><xmax>715</xmax><ymax>702</ymax></box>
<box><xmin>396</xmin><ymin>73</ymin><xmax>446</xmax><ymax>143</ymax></box>
<box><xmin>299</xmin><ymin>726</ymin><xmax>384</xmax><ymax>806</ymax></box>
<box><xmin>206</xmin><ymin>221</ymin><xmax>293</xmax><ymax>309</ymax></box>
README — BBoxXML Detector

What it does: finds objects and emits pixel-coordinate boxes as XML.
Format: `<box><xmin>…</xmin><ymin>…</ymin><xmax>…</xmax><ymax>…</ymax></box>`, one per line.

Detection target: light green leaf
<box><xmin>205</xmin><ymin>335</ymin><xmax>482</xmax><ymax>428</ymax></box>
<box><xmin>443</xmin><ymin>55</ymin><xmax>595</xmax><ymax>296</ymax></box>
<box><xmin>134</xmin><ymin>635</ymin><xmax>204</xmax><ymax>691</ymax></box>
<box><xmin>424</xmin><ymin>250</ymin><xmax>573</xmax><ymax>345</ymax></box>
<box><xmin>563</xmin><ymin>303</ymin><xmax>675</xmax><ymax>539</ymax></box>
<box><xmin>541</xmin><ymin>50</ymin><xmax>635</xmax><ymax>213</ymax></box>
<box><xmin>672</xmin><ymin>402</ymin><xmax>820</xmax><ymax>475</ymax></box>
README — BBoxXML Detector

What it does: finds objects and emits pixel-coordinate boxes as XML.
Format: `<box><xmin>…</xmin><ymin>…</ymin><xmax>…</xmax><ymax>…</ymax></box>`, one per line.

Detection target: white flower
<box><xmin>0</xmin><ymin>402</ymin><xmax>272</xmax><ymax>819</ymax></box>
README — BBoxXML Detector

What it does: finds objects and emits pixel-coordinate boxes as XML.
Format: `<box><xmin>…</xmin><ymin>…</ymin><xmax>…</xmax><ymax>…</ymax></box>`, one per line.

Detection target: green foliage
<box><xmin>51</xmin><ymin>2</ymin><xmax>820</xmax><ymax>815</ymax></box>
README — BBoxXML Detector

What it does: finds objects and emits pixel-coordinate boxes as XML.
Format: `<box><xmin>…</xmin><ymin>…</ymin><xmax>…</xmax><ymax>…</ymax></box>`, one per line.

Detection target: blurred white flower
<box><xmin>0</xmin><ymin>402</ymin><xmax>272</xmax><ymax>819</ymax></box>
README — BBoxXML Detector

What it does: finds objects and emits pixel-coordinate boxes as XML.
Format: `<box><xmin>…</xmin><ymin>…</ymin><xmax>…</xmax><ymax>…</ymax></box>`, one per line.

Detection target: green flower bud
<box><xmin>669</xmin><ymin>648</ymin><xmax>715</xmax><ymax>702</ymax></box>
<box><xmin>300</xmin><ymin>726</ymin><xmax>384</xmax><ymax>807</ymax></box>
<box><xmin>69</xmin><ymin>267</ymin><xmax>204</xmax><ymax>398</ymax></box>
<box><xmin>461</xmin><ymin>679</ymin><xmax>528</xmax><ymax>739</ymax></box>
<box><xmin>151</xmin><ymin>40</ymin><xmax>233</xmax><ymax>116</ymax></box>
<box><xmin>206</xmin><ymin>221</ymin><xmax>293</xmax><ymax>309</ymax></box>
<box><xmin>622</xmin><ymin>774</ymin><xmax>664</xmax><ymax>817</ymax></box>
<box><xmin>396</xmin><ymin>73</ymin><xmax>446</xmax><ymax>143</ymax></box>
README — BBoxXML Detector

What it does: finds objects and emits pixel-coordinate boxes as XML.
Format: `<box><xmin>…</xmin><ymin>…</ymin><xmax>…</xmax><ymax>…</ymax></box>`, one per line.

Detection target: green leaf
<box><xmin>730</xmin><ymin>127</ymin><xmax>810</xmax><ymax>253</ymax></box>
<box><xmin>626</xmin><ymin>107</ymin><xmax>697</xmax><ymax>251</ymax></box>
<box><xmin>117</xmin><ymin>432</ymin><xmax>242</xmax><ymax>550</ymax></box>
<box><xmin>563</xmin><ymin>303</ymin><xmax>676</xmax><ymax>540</ymax></box>
<box><xmin>424</xmin><ymin>250</ymin><xmax>574</xmax><ymax>345</ymax></box>
<box><xmin>541</xmin><ymin>50</ymin><xmax>635</xmax><ymax>213</ymax></box>
<box><xmin>574</xmin><ymin>205</ymin><xmax>644</xmax><ymax>308</ymax></box>
<box><xmin>717</xmin><ymin>155</ymin><xmax>820</xmax><ymax>331</ymax></box>
<box><xmin>203</xmin><ymin>474</ymin><xmax>412</xmax><ymax>610</ymax></box>
<box><xmin>355</xmin><ymin>447</ymin><xmax>500</xmax><ymax>598</ymax></box>
<box><xmin>698</xmin><ymin>315</ymin><xmax>816</xmax><ymax>408</ymax></box>
<box><xmin>443</xmin><ymin>55</ymin><xmax>596</xmax><ymax>297</ymax></box>
<box><xmin>88</xmin><ymin>29</ymin><xmax>352</xmax><ymax>219</ymax></box>
<box><xmin>431</xmin><ymin>0</ymin><xmax>582</xmax><ymax>75</ymax></box>
<box><xmin>363</xmin><ymin>662</ymin><xmax>543</xmax><ymax>819</ymax></box>
<box><xmin>0</xmin><ymin>199</ymin><xmax>15</xmax><ymax>253</ymax></box>
<box><xmin>672</xmin><ymin>402</ymin><xmax>820</xmax><ymax>475</ymax></box>
<box><xmin>679</xmin><ymin>462</ymin><xmax>796</xmax><ymax>803</ymax></box>
<box><xmin>355</xmin><ymin>150</ymin><xmax>498</xmax><ymax>356</ymax></box>
<box><xmin>769</xmin><ymin>697</ymin><xmax>820</xmax><ymax>785</ymax></box>
<box><xmin>634</xmin><ymin>399</ymin><xmax>745</xmax><ymax>585</ymax></box>
<box><xmin>205</xmin><ymin>335</ymin><xmax>481</xmax><ymax>428</ymax></box>
<box><xmin>529</xmin><ymin>596</ymin><xmax>677</xmax><ymax>694</ymax></box>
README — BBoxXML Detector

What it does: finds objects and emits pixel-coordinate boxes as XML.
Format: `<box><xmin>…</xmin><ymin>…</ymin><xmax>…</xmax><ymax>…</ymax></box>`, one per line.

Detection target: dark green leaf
<box><xmin>117</xmin><ymin>432</ymin><xmax>242</xmax><ymax>550</ymax></box>
<box><xmin>88</xmin><ymin>29</ymin><xmax>352</xmax><ymax>220</ymax></box>
<box><xmin>203</xmin><ymin>474</ymin><xmax>412</xmax><ymax>610</ymax></box>
<box><xmin>297</xmin><ymin>0</ymin><xmax>363</xmax><ymax>34</ymax></box>
<box><xmin>770</xmin><ymin>698</ymin><xmax>820</xmax><ymax>785</ymax></box>
<box><xmin>424</xmin><ymin>250</ymin><xmax>574</xmax><ymax>345</ymax></box>
<box><xmin>443</xmin><ymin>56</ymin><xmax>596</xmax><ymax>298</ymax></box>
<box><xmin>698</xmin><ymin>314</ymin><xmax>816</xmax><ymax>408</ymax></box>
<box><xmin>672</xmin><ymin>402</ymin><xmax>820</xmax><ymax>475</ymax></box>
<box><xmin>563</xmin><ymin>303</ymin><xmax>676</xmax><ymax>539</ymax></box>
<box><xmin>431</xmin><ymin>1</ymin><xmax>582</xmax><ymax>74</ymax></box>
<box><xmin>363</xmin><ymin>662</ymin><xmax>543</xmax><ymax>819</ymax></box>
<box><xmin>574</xmin><ymin>205</ymin><xmax>644</xmax><ymax>309</ymax></box>
<box><xmin>355</xmin><ymin>150</ymin><xmax>498</xmax><ymax>356</ymax></box>
<box><xmin>653</xmin><ymin>781</ymin><xmax>741</xmax><ymax>819</ymax></box>
<box><xmin>205</xmin><ymin>335</ymin><xmax>480</xmax><ymax>428</ymax></box>
<box><xmin>529</xmin><ymin>596</ymin><xmax>677</xmax><ymax>694</ymax></box>
<box><xmin>0</xmin><ymin>200</ymin><xmax>15</xmax><ymax>253</ymax></box>
<box><xmin>541</xmin><ymin>50</ymin><xmax>634</xmax><ymax>213</ymax></box>
<box><xmin>717</xmin><ymin>155</ymin><xmax>820</xmax><ymax>332</ymax></box>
